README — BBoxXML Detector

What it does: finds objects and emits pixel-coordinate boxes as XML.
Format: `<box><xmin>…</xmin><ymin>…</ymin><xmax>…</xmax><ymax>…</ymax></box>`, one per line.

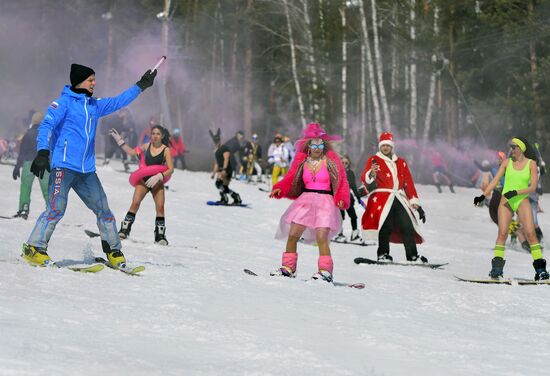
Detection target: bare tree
<box><xmin>340</xmin><ymin>2</ymin><xmax>348</xmax><ymax>150</ymax></box>
<box><xmin>409</xmin><ymin>0</ymin><xmax>417</xmax><ymax>138</ymax></box>
<box><xmin>370</xmin><ymin>0</ymin><xmax>391</xmax><ymax>130</ymax></box>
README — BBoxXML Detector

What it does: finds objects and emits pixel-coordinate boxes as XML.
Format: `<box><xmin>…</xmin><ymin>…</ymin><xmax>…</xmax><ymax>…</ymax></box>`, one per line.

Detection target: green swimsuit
<box><xmin>502</xmin><ymin>158</ymin><xmax>532</xmax><ymax>212</ymax></box>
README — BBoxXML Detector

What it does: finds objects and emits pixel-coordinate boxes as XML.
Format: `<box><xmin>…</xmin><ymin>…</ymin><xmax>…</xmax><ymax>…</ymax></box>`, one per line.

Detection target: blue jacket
<box><xmin>37</xmin><ymin>84</ymin><xmax>142</xmax><ymax>173</ymax></box>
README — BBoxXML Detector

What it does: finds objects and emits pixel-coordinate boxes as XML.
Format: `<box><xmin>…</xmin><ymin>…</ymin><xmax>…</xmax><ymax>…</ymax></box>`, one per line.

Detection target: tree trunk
<box><xmin>423</xmin><ymin>4</ymin><xmax>439</xmax><ymax>143</ymax></box>
<box><xmin>243</xmin><ymin>0</ymin><xmax>254</xmax><ymax>137</ymax></box>
<box><xmin>283</xmin><ymin>0</ymin><xmax>307</xmax><ymax>128</ymax></box>
<box><xmin>370</xmin><ymin>0</ymin><xmax>391</xmax><ymax>130</ymax></box>
<box><xmin>340</xmin><ymin>3</ymin><xmax>348</xmax><ymax>151</ymax></box>
<box><xmin>447</xmin><ymin>4</ymin><xmax>458</xmax><ymax>144</ymax></box>
<box><xmin>301</xmin><ymin>0</ymin><xmax>320</xmax><ymax>121</ymax></box>
<box><xmin>528</xmin><ymin>0</ymin><xmax>543</xmax><ymax>139</ymax></box>
<box><xmin>360</xmin><ymin>43</ymin><xmax>367</xmax><ymax>154</ymax></box>
<box><xmin>409</xmin><ymin>0</ymin><xmax>417</xmax><ymax>138</ymax></box>
<box><xmin>358</xmin><ymin>0</ymin><xmax>382</xmax><ymax>135</ymax></box>
<box><xmin>158</xmin><ymin>0</ymin><xmax>173</xmax><ymax>130</ymax></box>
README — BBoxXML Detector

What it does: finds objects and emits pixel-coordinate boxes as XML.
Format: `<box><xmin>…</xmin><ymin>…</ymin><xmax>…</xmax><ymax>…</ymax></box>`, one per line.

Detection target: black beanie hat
<box><xmin>70</xmin><ymin>64</ymin><xmax>95</xmax><ymax>87</ymax></box>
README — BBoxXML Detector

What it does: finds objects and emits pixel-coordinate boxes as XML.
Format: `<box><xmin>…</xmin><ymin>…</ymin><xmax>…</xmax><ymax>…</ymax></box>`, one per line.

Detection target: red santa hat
<box><xmin>378</xmin><ymin>132</ymin><xmax>395</xmax><ymax>149</ymax></box>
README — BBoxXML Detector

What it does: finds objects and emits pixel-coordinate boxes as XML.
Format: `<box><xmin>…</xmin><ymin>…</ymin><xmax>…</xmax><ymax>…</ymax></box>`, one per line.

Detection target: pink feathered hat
<box><xmin>294</xmin><ymin>123</ymin><xmax>343</xmax><ymax>152</ymax></box>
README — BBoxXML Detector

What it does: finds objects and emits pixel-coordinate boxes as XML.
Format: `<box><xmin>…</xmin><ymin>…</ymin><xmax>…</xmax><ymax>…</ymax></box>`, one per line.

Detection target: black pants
<box><xmin>377</xmin><ymin>199</ymin><xmax>418</xmax><ymax>260</ymax></box>
<box><xmin>340</xmin><ymin>194</ymin><xmax>358</xmax><ymax>231</ymax></box>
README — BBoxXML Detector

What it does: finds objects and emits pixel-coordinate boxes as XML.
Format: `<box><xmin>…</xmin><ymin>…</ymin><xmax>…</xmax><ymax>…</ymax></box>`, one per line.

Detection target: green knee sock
<box><xmin>530</xmin><ymin>243</ymin><xmax>543</xmax><ymax>260</ymax></box>
<box><xmin>493</xmin><ymin>245</ymin><xmax>505</xmax><ymax>259</ymax></box>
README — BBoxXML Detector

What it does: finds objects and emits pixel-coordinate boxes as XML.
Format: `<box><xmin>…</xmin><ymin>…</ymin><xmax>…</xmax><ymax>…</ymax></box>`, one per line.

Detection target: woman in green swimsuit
<box><xmin>474</xmin><ymin>137</ymin><xmax>548</xmax><ymax>280</ymax></box>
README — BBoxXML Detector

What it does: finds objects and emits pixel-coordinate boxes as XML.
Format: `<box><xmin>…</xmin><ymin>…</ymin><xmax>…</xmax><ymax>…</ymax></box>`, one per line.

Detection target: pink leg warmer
<box><xmin>282</xmin><ymin>252</ymin><xmax>298</xmax><ymax>272</ymax></box>
<box><xmin>318</xmin><ymin>255</ymin><xmax>333</xmax><ymax>274</ymax></box>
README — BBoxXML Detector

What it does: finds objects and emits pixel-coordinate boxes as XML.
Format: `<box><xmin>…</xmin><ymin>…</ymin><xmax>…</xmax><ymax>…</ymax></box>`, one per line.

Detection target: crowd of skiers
<box><xmin>4</xmin><ymin>61</ymin><xmax>547</xmax><ymax>283</ymax></box>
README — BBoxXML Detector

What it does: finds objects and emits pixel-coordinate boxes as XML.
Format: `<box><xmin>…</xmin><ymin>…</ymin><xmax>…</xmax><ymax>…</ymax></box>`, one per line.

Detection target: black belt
<box><xmin>304</xmin><ymin>188</ymin><xmax>332</xmax><ymax>195</ymax></box>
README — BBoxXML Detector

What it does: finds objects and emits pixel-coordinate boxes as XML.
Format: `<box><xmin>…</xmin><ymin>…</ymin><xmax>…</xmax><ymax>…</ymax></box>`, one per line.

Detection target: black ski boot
<box><xmin>231</xmin><ymin>192</ymin><xmax>242</xmax><ymax>205</ymax></box>
<box><xmin>118</xmin><ymin>212</ymin><xmax>135</xmax><ymax>239</ymax></box>
<box><xmin>377</xmin><ymin>253</ymin><xmax>393</xmax><ymax>262</ymax></box>
<box><xmin>533</xmin><ymin>259</ymin><xmax>550</xmax><ymax>281</ymax></box>
<box><xmin>449</xmin><ymin>184</ymin><xmax>455</xmax><ymax>194</ymax></box>
<box><xmin>154</xmin><ymin>217</ymin><xmax>168</xmax><ymax>245</ymax></box>
<box><xmin>535</xmin><ymin>227</ymin><xmax>544</xmax><ymax>243</ymax></box>
<box><xmin>408</xmin><ymin>254</ymin><xmax>428</xmax><ymax>263</ymax></box>
<box><xmin>13</xmin><ymin>204</ymin><xmax>29</xmax><ymax>220</ymax></box>
<box><xmin>488</xmin><ymin>257</ymin><xmax>506</xmax><ymax>279</ymax></box>
<box><xmin>435</xmin><ymin>184</ymin><xmax>442</xmax><ymax>193</ymax></box>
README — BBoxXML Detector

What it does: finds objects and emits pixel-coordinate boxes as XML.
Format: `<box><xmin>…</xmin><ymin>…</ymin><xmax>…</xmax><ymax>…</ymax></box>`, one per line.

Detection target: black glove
<box><xmin>503</xmin><ymin>190</ymin><xmax>517</xmax><ymax>200</ymax></box>
<box><xmin>417</xmin><ymin>206</ymin><xmax>426</xmax><ymax>223</ymax></box>
<box><xmin>473</xmin><ymin>194</ymin><xmax>485</xmax><ymax>206</ymax></box>
<box><xmin>30</xmin><ymin>149</ymin><xmax>50</xmax><ymax>179</ymax></box>
<box><xmin>136</xmin><ymin>69</ymin><xmax>157</xmax><ymax>91</ymax></box>
<box><xmin>12</xmin><ymin>164</ymin><xmax>20</xmax><ymax>180</ymax></box>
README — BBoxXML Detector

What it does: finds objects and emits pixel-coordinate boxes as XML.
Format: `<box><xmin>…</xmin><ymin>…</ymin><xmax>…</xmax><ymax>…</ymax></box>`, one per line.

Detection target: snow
<box><xmin>0</xmin><ymin>161</ymin><xmax>549</xmax><ymax>376</ymax></box>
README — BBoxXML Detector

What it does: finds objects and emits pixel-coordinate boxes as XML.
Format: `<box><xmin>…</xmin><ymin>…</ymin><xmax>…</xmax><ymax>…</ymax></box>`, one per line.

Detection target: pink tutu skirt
<box><xmin>275</xmin><ymin>192</ymin><xmax>342</xmax><ymax>244</ymax></box>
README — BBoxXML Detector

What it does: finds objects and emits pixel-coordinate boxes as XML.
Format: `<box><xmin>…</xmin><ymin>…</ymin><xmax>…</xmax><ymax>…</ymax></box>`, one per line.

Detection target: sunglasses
<box><xmin>310</xmin><ymin>143</ymin><xmax>325</xmax><ymax>150</ymax></box>
<box><xmin>509</xmin><ymin>144</ymin><xmax>518</xmax><ymax>150</ymax></box>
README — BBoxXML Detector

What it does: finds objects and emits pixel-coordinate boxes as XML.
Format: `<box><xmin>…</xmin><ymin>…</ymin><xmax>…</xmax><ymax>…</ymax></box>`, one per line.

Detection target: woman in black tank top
<box><xmin>110</xmin><ymin>125</ymin><xmax>174</xmax><ymax>245</ymax></box>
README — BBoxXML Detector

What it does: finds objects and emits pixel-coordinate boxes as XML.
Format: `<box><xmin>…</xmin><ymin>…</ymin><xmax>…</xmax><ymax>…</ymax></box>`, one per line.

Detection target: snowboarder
<box><xmin>21</xmin><ymin>63</ymin><xmax>157</xmax><ymax>268</ymax></box>
<box><xmin>431</xmin><ymin>150</ymin><xmax>454</xmax><ymax>193</ymax></box>
<box><xmin>360</xmin><ymin>132</ymin><xmax>428</xmax><ymax>263</ymax></box>
<box><xmin>474</xmin><ymin>137</ymin><xmax>549</xmax><ymax>280</ymax></box>
<box><xmin>267</xmin><ymin>136</ymin><xmax>290</xmax><ymax>186</ymax></box>
<box><xmin>110</xmin><ymin>125</ymin><xmax>174</xmax><ymax>245</ymax></box>
<box><xmin>12</xmin><ymin>111</ymin><xmax>49</xmax><ymax>219</ymax></box>
<box><xmin>209</xmin><ymin>129</ymin><xmax>242</xmax><ymax>205</ymax></box>
<box><xmin>269</xmin><ymin>123</ymin><xmax>349</xmax><ymax>283</ymax></box>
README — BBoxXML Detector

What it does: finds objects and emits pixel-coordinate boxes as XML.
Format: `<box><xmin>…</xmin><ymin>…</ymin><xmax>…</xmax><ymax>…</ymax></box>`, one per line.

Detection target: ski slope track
<box><xmin>0</xmin><ymin>162</ymin><xmax>548</xmax><ymax>375</ymax></box>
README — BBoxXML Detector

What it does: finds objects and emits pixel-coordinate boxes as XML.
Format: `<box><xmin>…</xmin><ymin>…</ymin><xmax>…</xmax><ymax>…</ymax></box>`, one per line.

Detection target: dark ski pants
<box><xmin>377</xmin><ymin>199</ymin><xmax>418</xmax><ymax>260</ymax></box>
<box><xmin>340</xmin><ymin>194</ymin><xmax>358</xmax><ymax>231</ymax></box>
<box><xmin>27</xmin><ymin>168</ymin><xmax>121</xmax><ymax>251</ymax></box>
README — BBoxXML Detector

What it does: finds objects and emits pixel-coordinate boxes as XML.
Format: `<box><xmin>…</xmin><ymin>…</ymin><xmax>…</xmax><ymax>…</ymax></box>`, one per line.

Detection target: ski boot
<box><xmin>350</xmin><ymin>229</ymin><xmax>361</xmax><ymax>242</ymax></box>
<box><xmin>533</xmin><ymin>259</ymin><xmax>550</xmax><ymax>281</ymax></box>
<box><xmin>334</xmin><ymin>232</ymin><xmax>346</xmax><ymax>243</ymax></box>
<box><xmin>106</xmin><ymin>249</ymin><xmax>126</xmax><ymax>269</ymax></box>
<box><xmin>435</xmin><ymin>184</ymin><xmax>442</xmax><ymax>193</ymax></box>
<box><xmin>118</xmin><ymin>212</ymin><xmax>135</xmax><ymax>239</ymax></box>
<box><xmin>535</xmin><ymin>227</ymin><xmax>544</xmax><ymax>243</ymax></box>
<box><xmin>377</xmin><ymin>253</ymin><xmax>393</xmax><ymax>262</ymax></box>
<box><xmin>217</xmin><ymin>192</ymin><xmax>229</xmax><ymax>205</ymax></box>
<box><xmin>449</xmin><ymin>184</ymin><xmax>455</xmax><ymax>194</ymax></box>
<box><xmin>231</xmin><ymin>192</ymin><xmax>242</xmax><ymax>205</ymax></box>
<box><xmin>13</xmin><ymin>204</ymin><xmax>29</xmax><ymax>220</ymax></box>
<box><xmin>311</xmin><ymin>270</ymin><xmax>333</xmax><ymax>283</ymax></box>
<box><xmin>408</xmin><ymin>254</ymin><xmax>429</xmax><ymax>263</ymax></box>
<box><xmin>154</xmin><ymin>218</ymin><xmax>169</xmax><ymax>245</ymax></box>
<box><xmin>21</xmin><ymin>243</ymin><xmax>53</xmax><ymax>266</ymax></box>
<box><xmin>488</xmin><ymin>257</ymin><xmax>506</xmax><ymax>279</ymax></box>
<box><xmin>270</xmin><ymin>265</ymin><xmax>295</xmax><ymax>278</ymax></box>
<box><xmin>521</xmin><ymin>241</ymin><xmax>531</xmax><ymax>253</ymax></box>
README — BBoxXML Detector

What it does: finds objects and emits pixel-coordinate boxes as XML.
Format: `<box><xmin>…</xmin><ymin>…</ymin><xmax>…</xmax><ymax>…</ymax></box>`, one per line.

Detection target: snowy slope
<box><xmin>1</xmin><ymin>162</ymin><xmax>549</xmax><ymax>376</ymax></box>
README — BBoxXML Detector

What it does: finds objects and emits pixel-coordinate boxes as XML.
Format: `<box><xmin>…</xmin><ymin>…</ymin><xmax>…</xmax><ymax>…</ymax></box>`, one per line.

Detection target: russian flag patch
<box><xmin>50</xmin><ymin>101</ymin><xmax>59</xmax><ymax>109</ymax></box>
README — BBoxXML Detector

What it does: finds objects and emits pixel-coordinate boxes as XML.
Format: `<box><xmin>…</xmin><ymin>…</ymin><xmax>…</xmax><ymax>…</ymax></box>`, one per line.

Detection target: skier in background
<box><xmin>361</xmin><ymin>132</ymin><xmax>428</xmax><ymax>263</ymax></box>
<box><xmin>21</xmin><ymin>63</ymin><xmax>156</xmax><ymax>268</ymax></box>
<box><xmin>169</xmin><ymin>128</ymin><xmax>186</xmax><ymax>170</ymax></box>
<box><xmin>12</xmin><ymin>111</ymin><xmax>49</xmax><ymax>219</ymax></box>
<box><xmin>334</xmin><ymin>155</ymin><xmax>364</xmax><ymax>243</ymax></box>
<box><xmin>267</xmin><ymin>136</ymin><xmax>290</xmax><ymax>186</ymax></box>
<box><xmin>474</xmin><ymin>137</ymin><xmax>548</xmax><ymax>280</ymax></box>
<box><xmin>209</xmin><ymin>129</ymin><xmax>242</xmax><ymax>205</ymax></box>
<box><xmin>431</xmin><ymin>150</ymin><xmax>455</xmax><ymax>193</ymax></box>
<box><xmin>270</xmin><ymin>123</ymin><xmax>349</xmax><ymax>283</ymax></box>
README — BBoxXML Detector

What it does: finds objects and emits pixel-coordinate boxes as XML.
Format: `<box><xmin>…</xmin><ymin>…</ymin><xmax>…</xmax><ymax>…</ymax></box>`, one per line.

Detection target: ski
<box><xmin>258</xmin><ymin>187</ymin><xmax>271</xmax><ymax>193</ymax></box>
<box><xmin>243</xmin><ymin>268</ymin><xmax>365</xmax><ymax>289</ymax></box>
<box><xmin>332</xmin><ymin>240</ymin><xmax>375</xmax><ymax>247</ymax></box>
<box><xmin>206</xmin><ymin>200</ymin><xmax>250</xmax><ymax>208</ymax></box>
<box><xmin>354</xmin><ymin>257</ymin><xmax>448</xmax><ymax>269</ymax></box>
<box><xmin>21</xmin><ymin>258</ymin><xmax>104</xmax><ymax>273</ymax></box>
<box><xmin>94</xmin><ymin>257</ymin><xmax>145</xmax><ymax>276</ymax></box>
<box><xmin>84</xmin><ymin>229</ymin><xmax>197</xmax><ymax>249</ymax></box>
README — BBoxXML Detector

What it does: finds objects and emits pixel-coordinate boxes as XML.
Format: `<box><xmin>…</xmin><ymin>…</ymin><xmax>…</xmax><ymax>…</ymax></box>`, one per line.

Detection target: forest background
<box><xmin>1</xmin><ymin>0</ymin><xmax>549</xmax><ymax>188</ymax></box>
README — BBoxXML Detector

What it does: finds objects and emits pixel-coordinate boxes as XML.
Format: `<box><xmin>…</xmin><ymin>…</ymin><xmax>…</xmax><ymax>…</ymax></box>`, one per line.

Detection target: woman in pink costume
<box><xmin>269</xmin><ymin>123</ymin><xmax>349</xmax><ymax>283</ymax></box>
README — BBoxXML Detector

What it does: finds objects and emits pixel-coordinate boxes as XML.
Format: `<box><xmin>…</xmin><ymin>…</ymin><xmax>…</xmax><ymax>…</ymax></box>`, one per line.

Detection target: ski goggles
<box><xmin>310</xmin><ymin>143</ymin><xmax>325</xmax><ymax>150</ymax></box>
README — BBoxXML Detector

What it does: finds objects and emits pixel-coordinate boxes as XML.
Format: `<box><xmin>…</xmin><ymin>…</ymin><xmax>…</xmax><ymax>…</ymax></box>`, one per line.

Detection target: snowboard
<box><xmin>354</xmin><ymin>257</ymin><xmax>448</xmax><ymax>269</ymax></box>
<box><xmin>243</xmin><ymin>268</ymin><xmax>365</xmax><ymax>289</ymax></box>
<box><xmin>206</xmin><ymin>200</ymin><xmax>250</xmax><ymax>208</ymax></box>
<box><xmin>455</xmin><ymin>275</ymin><xmax>550</xmax><ymax>285</ymax></box>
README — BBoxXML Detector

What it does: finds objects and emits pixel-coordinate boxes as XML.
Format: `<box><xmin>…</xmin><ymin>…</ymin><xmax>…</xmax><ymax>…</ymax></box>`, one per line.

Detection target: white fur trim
<box><xmin>379</xmin><ymin>140</ymin><xmax>395</xmax><ymax>149</ymax></box>
<box><xmin>409</xmin><ymin>197</ymin><xmax>420</xmax><ymax>206</ymax></box>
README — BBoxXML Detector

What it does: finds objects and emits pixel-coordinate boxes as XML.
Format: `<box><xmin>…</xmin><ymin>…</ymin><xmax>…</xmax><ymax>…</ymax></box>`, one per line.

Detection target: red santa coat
<box><xmin>360</xmin><ymin>151</ymin><xmax>423</xmax><ymax>244</ymax></box>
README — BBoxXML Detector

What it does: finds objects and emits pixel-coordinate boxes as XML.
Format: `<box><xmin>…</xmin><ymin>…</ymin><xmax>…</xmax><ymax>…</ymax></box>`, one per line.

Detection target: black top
<box><xmin>215</xmin><ymin>144</ymin><xmax>236</xmax><ymax>170</ymax></box>
<box><xmin>16</xmin><ymin>124</ymin><xmax>40</xmax><ymax>167</ymax></box>
<box><xmin>145</xmin><ymin>144</ymin><xmax>166</xmax><ymax>166</ymax></box>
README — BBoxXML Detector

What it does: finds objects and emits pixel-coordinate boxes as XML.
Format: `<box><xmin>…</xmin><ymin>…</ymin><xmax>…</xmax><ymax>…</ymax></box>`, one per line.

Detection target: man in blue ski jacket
<box><xmin>22</xmin><ymin>63</ymin><xmax>157</xmax><ymax>268</ymax></box>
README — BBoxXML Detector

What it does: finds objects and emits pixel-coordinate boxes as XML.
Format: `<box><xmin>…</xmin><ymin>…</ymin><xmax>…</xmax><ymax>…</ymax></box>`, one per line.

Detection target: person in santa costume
<box><xmin>269</xmin><ymin>123</ymin><xmax>350</xmax><ymax>283</ymax></box>
<box><xmin>360</xmin><ymin>132</ymin><xmax>428</xmax><ymax>263</ymax></box>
